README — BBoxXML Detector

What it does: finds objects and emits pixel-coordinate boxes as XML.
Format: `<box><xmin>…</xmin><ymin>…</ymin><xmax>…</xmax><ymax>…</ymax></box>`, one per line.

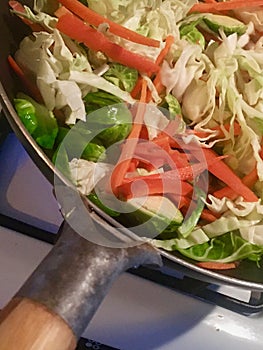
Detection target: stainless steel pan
<box><xmin>1</xmin><ymin>1</ymin><xmax>263</xmax><ymax>349</ymax></box>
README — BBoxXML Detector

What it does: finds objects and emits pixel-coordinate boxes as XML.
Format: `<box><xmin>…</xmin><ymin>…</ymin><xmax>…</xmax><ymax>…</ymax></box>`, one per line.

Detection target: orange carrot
<box><xmin>146</xmin><ymin>35</ymin><xmax>175</xmax><ymax>101</ymax></box>
<box><xmin>213</xmin><ymin>166</ymin><xmax>258</xmax><ymax>200</ymax></box>
<box><xmin>54</xmin><ymin>4</ymin><xmax>71</xmax><ymax>17</ymax></box>
<box><xmin>134</xmin><ymin>35</ymin><xmax>174</xmax><ymax>101</ymax></box>
<box><xmin>130</xmin><ymin>76</ymin><xmax>143</xmax><ymax>99</ymax></box>
<box><xmin>155</xmin><ymin>35</ymin><xmax>174</xmax><ymax>66</ymax></box>
<box><xmin>139</xmin><ymin>125</ymin><xmax>149</xmax><ymax>140</ymax></box>
<box><xmin>7</xmin><ymin>55</ymin><xmax>43</xmax><ymax>103</ymax></box>
<box><xmin>212</xmin><ymin>187</ymin><xmax>238</xmax><ymax>201</ymax></box>
<box><xmin>120</xmin><ymin>153</ymin><xmax>225</xmax><ymax>184</ymax></box>
<box><xmin>189</xmin><ymin>0</ymin><xmax>263</xmax><ymax>14</ymax></box>
<box><xmin>56</xmin><ymin>11</ymin><xmax>159</xmax><ymax>75</ymax></box>
<box><xmin>196</xmin><ymin>261</ymin><xmax>239</xmax><ymax>270</ymax></box>
<box><xmin>200</xmin><ymin>208</ymin><xmax>220</xmax><ymax>223</ymax></box>
<box><xmin>111</xmin><ymin>79</ymin><xmax>148</xmax><ymax>195</ymax></box>
<box><xmin>117</xmin><ymin>177</ymin><xmax>193</xmax><ymax>199</ymax></box>
<box><xmin>203</xmin><ymin>148</ymin><xmax>258</xmax><ymax>202</ymax></box>
<box><xmin>116</xmin><ymin>153</ymin><xmax>226</xmax><ymax>200</ymax></box>
<box><xmin>58</xmin><ymin>0</ymin><xmax>160</xmax><ymax>47</ymax></box>
<box><xmin>168</xmin><ymin>194</ymin><xmax>191</xmax><ymax>209</ymax></box>
<box><xmin>145</xmin><ymin>71</ymin><xmax>165</xmax><ymax>102</ymax></box>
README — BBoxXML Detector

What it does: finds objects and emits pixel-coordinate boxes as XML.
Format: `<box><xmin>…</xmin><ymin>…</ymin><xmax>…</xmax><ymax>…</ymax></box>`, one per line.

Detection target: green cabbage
<box><xmin>177</xmin><ymin>232</ymin><xmax>263</xmax><ymax>264</ymax></box>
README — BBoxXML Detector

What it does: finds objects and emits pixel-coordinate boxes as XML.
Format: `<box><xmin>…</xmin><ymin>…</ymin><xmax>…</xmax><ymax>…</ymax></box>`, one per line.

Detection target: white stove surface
<box><xmin>1</xmin><ymin>226</ymin><xmax>263</xmax><ymax>350</ymax></box>
<box><xmin>0</xmin><ymin>134</ymin><xmax>263</xmax><ymax>350</ymax></box>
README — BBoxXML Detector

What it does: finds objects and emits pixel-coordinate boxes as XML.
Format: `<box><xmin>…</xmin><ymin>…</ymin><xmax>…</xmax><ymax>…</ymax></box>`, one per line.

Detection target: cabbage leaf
<box><xmin>177</xmin><ymin>232</ymin><xmax>263</xmax><ymax>263</ymax></box>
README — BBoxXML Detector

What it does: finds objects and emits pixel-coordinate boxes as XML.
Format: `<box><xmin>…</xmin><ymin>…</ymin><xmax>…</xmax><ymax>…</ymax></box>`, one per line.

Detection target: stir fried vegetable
<box><xmin>9</xmin><ymin>0</ymin><xmax>263</xmax><ymax>270</ymax></box>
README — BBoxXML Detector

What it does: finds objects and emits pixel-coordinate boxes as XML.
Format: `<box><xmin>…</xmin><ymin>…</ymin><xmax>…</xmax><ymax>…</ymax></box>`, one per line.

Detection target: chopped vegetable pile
<box><xmin>8</xmin><ymin>0</ymin><xmax>263</xmax><ymax>269</ymax></box>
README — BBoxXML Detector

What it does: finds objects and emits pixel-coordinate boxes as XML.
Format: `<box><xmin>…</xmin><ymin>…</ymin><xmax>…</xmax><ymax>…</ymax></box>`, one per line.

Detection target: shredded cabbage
<box><xmin>69</xmin><ymin>158</ymin><xmax>113</xmax><ymax>195</ymax></box>
<box><xmin>87</xmin><ymin>0</ymin><xmax>196</xmax><ymax>40</ymax></box>
<box><xmin>15</xmin><ymin>30</ymin><xmax>134</xmax><ymax>124</ymax></box>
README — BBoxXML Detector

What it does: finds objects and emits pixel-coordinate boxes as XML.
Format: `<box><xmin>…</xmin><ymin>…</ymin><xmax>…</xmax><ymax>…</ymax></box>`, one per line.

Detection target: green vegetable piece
<box><xmin>164</xmin><ymin>94</ymin><xmax>182</xmax><ymax>119</ymax></box>
<box><xmin>124</xmin><ymin>196</ymin><xmax>183</xmax><ymax>238</ymax></box>
<box><xmin>14</xmin><ymin>93</ymin><xmax>58</xmax><ymax>149</ymax></box>
<box><xmin>96</xmin><ymin>123</ymin><xmax>131</xmax><ymax>148</ymax></box>
<box><xmin>87</xmin><ymin>192</ymin><xmax>120</xmax><ymax>217</ymax></box>
<box><xmin>154</xmin><ymin>228</ymin><xmax>209</xmax><ymax>250</ymax></box>
<box><xmin>85</xmin><ymin>98</ymin><xmax>132</xmax><ymax>126</ymax></box>
<box><xmin>84</xmin><ymin>91</ymin><xmax>122</xmax><ymax>115</ymax></box>
<box><xmin>178</xmin><ymin>188</ymin><xmax>206</xmax><ymax>238</ymax></box>
<box><xmin>178</xmin><ymin>232</ymin><xmax>263</xmax><ymax>263</ymax></box>
<box><xmin>84</xmin><ymin>99</ymin><xmax>133</xmax><ymax>148</ymax></box>
<box><xmin>82</xmin><ymin>142</ymin><xmax>106</xmax><ymax>162</ymax></box>
<box><xmin>103</xmin><ymin>63</ymin><xmax>138</xmax><ymax>92</ymax></box>
<box><xmin>55</xmin><ymin>127</ymin><xmax>71</xmax><ymax>146</ymax></box>
<box><xmin>180</xmin><ymin>13</ymin><xmax>247</xmax><ymax>39</ymax></box>
<box><xmin>53</xmin><ymin>126</ymin><xmax>105</xmax><ymax>162</ymax></box>
<box><xmin>250</xmin><ymin>117</ymin><xmax>263</xmax><ymax>135</ymax></box>
<box><xmin>202</xmin><ymin>14</ymin><xmax>247</xmax><ymax>36</ymax></box>
<box><xmin>13</xmin><ymin>98</ymin><xmax>38</xmax><ymax>135</ymax></box>
<box><xmin>180</xmin><ymin>20</ymin><xmax>205</xmax><ymax>48</ymax></box>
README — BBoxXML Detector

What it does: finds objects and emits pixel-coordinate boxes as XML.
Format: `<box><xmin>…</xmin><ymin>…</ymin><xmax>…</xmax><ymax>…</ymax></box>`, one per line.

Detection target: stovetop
<box><xmin>1</xmin><ymin>132</ymin><xmax>263</xmax><ymax>350</ymax></box>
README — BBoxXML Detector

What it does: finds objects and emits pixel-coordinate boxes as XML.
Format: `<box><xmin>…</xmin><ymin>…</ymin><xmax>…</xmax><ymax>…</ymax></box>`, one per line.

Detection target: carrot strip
<box><xmin>58</xmin><ymin>0</ymin><xmax>160</xmax><ymax>47</ymax></box>
<box><xmin>200</xmin><ymin>208</ymin><xmax>220</xmax><ymax>223</ymax></box>
<box><xmin>189</xmin><ymin>0</ymin><xmax>263</xmax><ymax>14</ymax></box>
<box><xmin>178</xmin><ymin>195</ymin><xmax>191</xmax><ymax>209</ymax></box>
<box><xmin>152</xmin><ymin>132</ymin><xmax>182</xmax><ymax>149</ymax></box>
<box><xmin>212</xmin><ymin>187</ymin><xmax>238</xmax><ymax>201</ymax></box>
<box><xmin>196</xmin><ymin>261</ymin><xmax>239</xmax><ymax>270</ymax></box>
<box><xmin>56</xmin><ymin>11</ymin><xmax>159</xmax><ymax>75</ymax></box>
<box><xmin>111</xmin><ymin>79</ymin><xmax>148</xmax><ymax>195</ymax></box>
<box><xmin>134</xmin><ymin>35</ymin><xmax>174</xmax><ymax>102</ymax></box>
<box><xmin>116</xmin><ymin>153</ymin><xmax>225</xmax><ymax>200</ymax></box>
<box><xmin>155</xmin><ymin>35</ymin><xmax>174</xmax><ymax>66</ymax></box>
<box><xmin>167</xmin><ymin>194</ymin><xmax>191</xmax><ymax>209</ymax></box>
<box><xmin>146</xmin><ymin>35</ymin><xmax>175</xmax><ymax>101</ymax></box>
<box><xmin>122</xmin><ymin>153</ymin><xmax>225</xmax><ymax>185</ymax></box>
<box><xmin>146</xmin><ymin>71</ymin><xmax>165</xmax><ymax>101</ymax></box>
<box><xmin>7</xmin><ymin>55</ymin><xmax>43</xmax><ymax>103</ymax></box>
<box><xmin>203</xmin><ymin>148</ymin><xmax>258</xmax><ymax>202</ymax></box>
<box><xmin>134</xmin><ymin>137</ymin><xmax>189</xmax><ymax>170</ymax></box>
<box><xmin>54</xmin><ymin>4</ymin><xmax>71</xmax><ymax>17</ymax></box>
<box><xmin>153</xmin><ymin>73</ymin><xmax>164</xmax><ymax>94</ymax></box>
<box><xmin>139</xmin><ymin>125</ymin><xmax>149</xmax><ymax>140</ymax></box>
<box><xmin>117</xmin><ymin>178</ymin><xmax>193</xmax><ymax>199</ymax></box>
<box><xmin>130</xmin><ymin>76</ymin><xmax>143</xmax><ymax>99</ymax></box>
<box><xmin>213</xmin><ymin>167</ymin><xmax>258</xmax><ymax>200</ymax></box>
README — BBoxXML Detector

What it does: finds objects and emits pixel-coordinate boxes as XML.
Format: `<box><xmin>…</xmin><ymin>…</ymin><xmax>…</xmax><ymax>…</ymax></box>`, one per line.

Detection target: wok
<box><xmin>1</xmin><ymin>1</ymin><xmax>263</xmax><ymax>348</ymax></box>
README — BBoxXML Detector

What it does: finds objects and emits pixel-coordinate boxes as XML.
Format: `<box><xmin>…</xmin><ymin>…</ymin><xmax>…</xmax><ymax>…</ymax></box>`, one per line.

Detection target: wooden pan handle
<box><xmin>0</xmin><ymin>297</ymin><xmax>77</xmax><ymax>350</ymax></box>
